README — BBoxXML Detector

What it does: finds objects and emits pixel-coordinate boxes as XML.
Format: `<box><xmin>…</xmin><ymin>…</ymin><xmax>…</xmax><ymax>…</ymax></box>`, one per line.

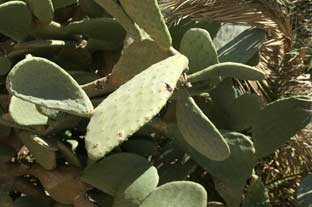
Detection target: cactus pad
<box><xmin>119</xmin><ymin>0</ymin><xmax>172</xmax><ymax>49</ymax></box>
<box><xmin>139</xmin><ymin>181</ymin><xmax>207</xmax><ymax>207</ymax></box>
<box><xmin>228</xmin><ymin>94</ymin><xmax>263</xmax><ymax>131</ymax></box>
<box><xmin>9</xmin><ymin>96</ymin><xmax>48</xmax><ymax>126</ymax></box>
<box><xmin>94</xmin><ymin>0</ymin><xmax>142</xmax><ymax>40</ymax></box>
<box><xmin>0</xmin><ymin>56</ymin><xmax>12</xmax><ymax>75</ymax></box>
<box><xmin>109</xmin><ymin>39</ymin><xmax>170</xmax><ymax>86</ymax></box>
<box><xmin>180</xmin><ymin>28</ymin><xmax>218</xmax><ymax>73</ymax></box>
<box><xmin>25</xmin><ymin>0</ymin><xmax>54</xmax><ymax>24</ymax></box>
<box><xmin>188</xmin><ymin>62</ymin><xmax>265</xmax><ymax>83</ymax></box>
<box><xmin>241</xmin><ymin>176</ymin><xmax>270</xmax><ymax>207</ymax></box>
<box><xmin>85</xmin><ymin>54</ymin><xmax>188</xmax><ymax>160</ymax></box>
<box><xmin>82</xmin><ymin>153</ymin><xmax>155</xmax><ymax>195</ymax></box>
<box><xmin>113</xmin><ymin>166</ymin><xmax>159</xmax><ymax>207</ymax></box>
<box><xmin>0</xmin><ymin>1</ymin><xmax>32</xmax><ymax>41</ymax></box>
<box><xmin>252</xmin><ymin>96</ymin><xmax>312</xmax><ymax>159</ymax></box>
<box><xmin>176</xmin><ymin>88</ymin><xmax>230</xmax><ymax>161</ymax></box>
<box><xmin>6</xmin><ymin>56</ymin><xmax>94</xmax><ymax>117</ymax></box>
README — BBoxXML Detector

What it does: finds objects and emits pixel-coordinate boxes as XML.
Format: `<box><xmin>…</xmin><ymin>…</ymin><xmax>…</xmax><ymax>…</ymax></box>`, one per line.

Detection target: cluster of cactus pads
<box><xmin>0</xmin><ymin>0</ymin><xmax>311</xmax><ymax>206</ymax></box>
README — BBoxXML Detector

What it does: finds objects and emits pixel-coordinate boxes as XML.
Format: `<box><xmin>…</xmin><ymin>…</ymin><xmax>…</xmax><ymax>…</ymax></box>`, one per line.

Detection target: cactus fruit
<box><xmin>119</xmin><ymin>0</ymin><xmax>172</xmax><ymax>49</ymax></box>
<box><xmin>85</xmin><ymin>54</ymin><xmax>188</xmax><ymax>160</ymax></box>
<box><xmin>6</xmin><ymin>56</ymin><xmax>94</xmax><ymax>117</ymax></box>
<box><xmin>176</xmin><ymin>88</ymin><xmax>230</xmax><ymax>161</ymax></box>
<box><xmin>180</xmin><ymin>28</ymin><xmax>218</xmax><ymax>73</ymax></box>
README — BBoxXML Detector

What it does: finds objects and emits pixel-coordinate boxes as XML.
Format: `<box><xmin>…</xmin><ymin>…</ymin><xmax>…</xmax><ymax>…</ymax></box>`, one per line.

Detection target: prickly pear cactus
<box><xmin>0</xmin><ymin>0</ymin><xmax>310</xmax><ymax>206</ymax></box>
<box><xmin>85</xmin><ymin>54</ymin><xmax>188</xmax><ymax>160</ymax></box>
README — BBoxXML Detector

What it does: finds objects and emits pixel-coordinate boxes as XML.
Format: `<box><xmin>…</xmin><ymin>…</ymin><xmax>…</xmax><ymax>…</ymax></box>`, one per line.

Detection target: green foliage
<box><xmin>85</xmin><ymin>54</ymin><xmax>187</xmax><ymax>160</ymax></box>
<box><xmin>7</xmin><ymin>55</ymin><xmax>94</xmax><ymax>117</ymax></box>
<box><xmin>0</xmin><ymin>1</ymin><xmax>32</xmax><ymax>41</ymax></box>
<box><xmin>176</xmin><ymin>88</ymin><xmax>230</xmax><ymax>161</ymax></box>
<box><xmin>297</xmin><ymin>174</ymin><xmax>312</xmax><ymax>207</ymax></box>
<box><xmin>0</xmin><ymin>1</ymin><xmax>310</xmax><ymax>206</ymax></box>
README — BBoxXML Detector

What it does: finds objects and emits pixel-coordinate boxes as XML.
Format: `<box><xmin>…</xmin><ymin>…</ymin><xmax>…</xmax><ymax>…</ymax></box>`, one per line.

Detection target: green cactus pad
<box><xmin>6</xmin><ymin>56</ymin><xmax>94</xmax><ymax>117</ymax></box>
<box><xmin>297</xmin><ymin>174</ymin><xmax>312</xmax><ymax>207</ymax></box>
<box><xmin>82</xmin><ymin>153</ymin><xmax>155</xmax><ymax>196</ymax></box>
<box><xmin>119</xmin><ymin>0</ymin><xmax>172</xmax><ymax>49</ymax></box>
<box><xmin>25</xmin><ymin>0</ymin><xmax>54</xmax><ymax>24</ymax></box>
<box><xmin>0</xmin><ymin>145</ymin><xmax>15</xmax><ymax>163</ymax></box>
<box><xmin>51</xmin><ymin>0</ymin><xmax>78</xmax><ymax>9</ymax></box>
<box><xmin>139</xmin><ymin>181</ymin><xmax>207</xmax><ymax>207</ymax></box>
<box><xmin>171</xmin><ymin>128</ymin><xmax>256</xmax><ymax>207</ymax></box>
<box><xmin>170</xmin><ymin>18</ymin><xmax>221</xmax><ymax>49</ymax></box>
<box><xmin>180</xmin><ymin>28</ymin><xmax>218</xmax><ymax>73</ymax></box>
<box><xmin>65</xmin><ymin>18</ymin><xmax>126</xmax><ymax>45</ymax></box>
<box><xmin>0</xmin><ymin>1</ymin><xmax>32</xmax><ymax>41</ymax></box>
<box><xmin>228</xmin><ymin>94</ymin><xmax>263</xmax><ymax>131</ymax></box>
<box><xmin>85</xmin><ymin>54</ymin><xmax>188</xmax><ymax>160</ymax></box>
<box><xmin>122</xmin><ymin>138</ymin><xmax>158</xmax><ymax>157</ymax></box>
<box><xmin>158</xmin><ymin>160</ymin><xmax>196</xmax><ymax>185</ymax></box>
<box><xmin>113</xmin><ymin>166</ymin><xmax>159</xmax><ymax>207</ymax></box>
<box><xmin>18</xmin><ymin>131</ymin><xmax>57</xmax><ymax>170</ymax></box>
<box><xmin>252</xmin><ymin>96</ymin><xmax>312</xmax><ymax>159</ymax></box>
<box><xmin>176</xmin><ymin>88</ymin><xmax>230</xmax><ymax>161</ymax></box>
<box><xmin>241</xmin><ymin>176</ymin><xmax>270</xmax><ymax>207</ymax></box>
<box><xmin>0</xmin><ymin>56</ymin><xmax>12</xmax><ymax>75</ymax></box>
<box><xmin>94</xmin><ymin>0</ymin><xmax>142</xmax><ymax>40</ymax></box>
<box><xmin>14</xmin><ymin>196</ymin><xmax>52</xmax><ymax>207</ymax></box>
<box><xmin>209</xmin><ymin>78</ymin><xmax>238</xmax><ymax>112</ymax></box>
<box><xmin>218</xmin><ymin>28</ymin><xmax>266</xmax><ymax>64</ymax></box>
<box><xmin>9</xmin><ymin>96</ymin><xmax>48</xmax><ymax>126</ymax></box>
<box><xmin>188</xmin><ymin>62</ymin><xmax>265</xmax><ymax>83</ymax></box>
<box><xmin>68</xmin><ymin>71</ymin><xmax>100</xmax><ymax>85</ymax></box>
<box><xmin>109</xmin><ymin>39</ymin><xmax>170</xmax><ymax>86</ymax></box>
